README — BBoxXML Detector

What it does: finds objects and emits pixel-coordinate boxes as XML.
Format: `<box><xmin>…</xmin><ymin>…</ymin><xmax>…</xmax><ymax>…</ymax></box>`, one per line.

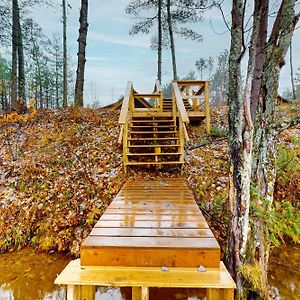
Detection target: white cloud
<box><xmin>88</xmin><ymin>31</ymin><xmax>150</xmax><ymax>49</ymax></box>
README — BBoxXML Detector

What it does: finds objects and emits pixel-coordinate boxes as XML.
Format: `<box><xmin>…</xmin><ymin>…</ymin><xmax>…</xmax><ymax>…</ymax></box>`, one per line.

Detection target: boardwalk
<box><xmin>81</xmin><ymin>178</ymin><xmax>220</xmax><ymax>268</ymax></box>
<box><xmin>56</xmin><ymin>177</ymin><xmax>235</xmax><ymax>299</ymax></box>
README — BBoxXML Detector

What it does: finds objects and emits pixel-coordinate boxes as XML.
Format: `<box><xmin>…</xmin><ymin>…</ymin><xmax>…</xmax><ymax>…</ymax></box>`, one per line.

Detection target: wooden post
<box><xmin>67</xmin><ymin>285</ymin><xmax>95</xmax><ymax>300</ymax></box>
<box><xmin>132</xmin><ymin>287</ymin><xmax>149</xmax><ymax>300</ymax></box>
<box><xmin>192</xmin><ymin>98</ymin><xmax>198</xmax><ymax>111</ymax></box>
<box><xmin>207</xmin><ymin>288</ymin><xmax>234</xmax><ymax>300</ymax></box>
<box><xmin>123</xmin><ymin>117</ymin><xmax>128</xmax><ymax>174</ymax></box>
<box><xmin>205</xmin><ymin>81</ymin><xmax>211</xmax><ymax>134</ymax></box>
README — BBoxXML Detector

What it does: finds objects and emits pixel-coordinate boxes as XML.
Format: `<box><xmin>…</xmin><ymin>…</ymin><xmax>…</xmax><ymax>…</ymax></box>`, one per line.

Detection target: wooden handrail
<box><xmin>172</xmin><ymin>82</ymin><xmax>189</xmax><ymax>123</ymax></box>
<box><xmin>118</xmin><ymin>81</ymin><xmax>133</xmax><ymax>125</ymax></box>
<box><xmin>183</xmin><ymin>123</ymin><xmax>190</xmax><ymax>143</ymax></box>
<box><xmin>135</xmin><ymin>94</ymin><xmax>161</xmax><ymax>98</ymax></box>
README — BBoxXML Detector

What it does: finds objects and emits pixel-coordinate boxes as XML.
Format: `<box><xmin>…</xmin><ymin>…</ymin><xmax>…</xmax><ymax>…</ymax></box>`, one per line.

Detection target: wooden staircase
<box><xmin>126</xmin><ymin>114</ymin><xmax>183</xmax><ymax>166</ymax></box>
<box><xmin>163</xmin><ymin>98</ymin><xmax>192</xmax><ymax>111</ymax></box>
<box><xmin>118</xmin><ymin>81</ymin><xmax>189</xmax><ymax>172</ymax></box>
<box><xmin>118</xmin><ymin>80</ymin><xmax>211</xmax><ymax>172</ymax></box>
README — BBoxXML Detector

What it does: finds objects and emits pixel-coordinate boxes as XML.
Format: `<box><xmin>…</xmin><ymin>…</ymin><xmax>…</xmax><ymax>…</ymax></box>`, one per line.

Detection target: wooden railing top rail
<box><xmin>172</xmin><ymin>81</ymin><xmax>189</xmax><ymax>123</ymax></box>
<box><xmin>135</xmin><ymin>94</ymin><xmax>162</xmax><ymax>98</ymax></box>
<box><xmin>118</xmin><ymin>81</ymin><xmax>133</xmax><ymax>125</ymax></box>
<box><xmin>176</xmin><ymin>80</ymin><xmax>209</xmax><ymax>86</ymax></box>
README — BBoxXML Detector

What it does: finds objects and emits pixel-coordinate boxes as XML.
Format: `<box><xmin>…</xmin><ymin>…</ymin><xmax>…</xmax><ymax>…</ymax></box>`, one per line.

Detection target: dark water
<box><xmin>0</xmin><ymin>245</ymin><xmax>299</xmax><ymax>300</ymax></box>
<box><xmin>268</xmin><ymin>244</ymin><xmax>300</xmax><ymax>300</ymax></box>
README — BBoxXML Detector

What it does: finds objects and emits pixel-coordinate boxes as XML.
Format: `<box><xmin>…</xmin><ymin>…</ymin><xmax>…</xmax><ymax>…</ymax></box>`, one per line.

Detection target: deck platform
<box><xmin>80</xmin><ymin>178</ymin><xmax>220</xmax><ymax>268</ymax></box>
<box><xmin>55</xmin><ymin>259</ymin><xmax>235</xmax><ymax>300</ymax></box>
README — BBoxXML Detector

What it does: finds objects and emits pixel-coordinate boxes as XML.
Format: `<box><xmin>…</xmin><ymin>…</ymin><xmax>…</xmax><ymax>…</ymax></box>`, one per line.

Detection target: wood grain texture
<box><xmin>207</xmin><ymin>288</ymin><xmax>234</xmax><ymax>300</ymax></box>
<box><xmin>80</xmin><ymin>248</ymin><xmax>220</xmax><ymax>267</ymax></box>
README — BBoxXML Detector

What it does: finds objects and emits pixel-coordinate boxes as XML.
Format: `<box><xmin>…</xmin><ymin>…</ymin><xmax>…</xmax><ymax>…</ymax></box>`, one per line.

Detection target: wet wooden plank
<box><xmin>113</xmin><ymin>199</ymin><xmax>194</xmax><ymax>204</ymax></box>
<box><xmin>105</xmin><ymin>208</ymin><xmax>201</xmax><ymax>215</ymax></box>
<box><xmin>94</xmin><ymin>220</ymin><xmax>210</xmax><ymax>229</ymax></box>
<box><xmin>108</xmin><ymin>203</ymin><xmax>199</xmax><ymax>209</ymax></box>
<box><xmin>89</xmin><ymin>228</ymin><xmax>214</xmax><ymax>238</ymax></box>
<box><xmin>100</xmin><ymin>214</ymin><xmax>205</xmax><ymax>222</ymax></box>
<box><xmin>82</xmin><ymin>236</ymin><xmax>219</xmax><ymax>249</ymax></box>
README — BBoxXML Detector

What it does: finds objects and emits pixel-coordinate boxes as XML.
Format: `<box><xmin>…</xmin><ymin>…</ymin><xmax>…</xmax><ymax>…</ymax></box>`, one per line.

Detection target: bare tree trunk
<box><xmin>62</xmin><ymin>0</ymin><xmax>68</xmax><ymax>108</ymax></box>
<box><xmin>227</xmin><ymin>0</ymin><xmax>299</xmax><ymax>299</ymax></box>
<box><xmin>290</xmin><ymin>40</ymin><xmax>296</xmax><ymax>100</ymax></box>
<box><xmin>16</xmin><ymin>2</ymin><xmax>25</xmax><ymax>107</ymax></box>
<box><xmin>11</xmin><ymin>0</ymin><xmax>18</xmax><ymax>110</ymax></box>
<box><xmin>227</xmin><ymin>0</ymin><xmax>244</xmax><ymax>293</ymax></box>
<box><xmin>55</xmin><ymin>52</ymin><xmax>60</xmax><ymax>108</ymax></box>
<box><xmin>157</xmin><ymin>0</ymin><xmax>162</xmax><ymax>83</ymax></box>
<box><xmin>74</xmin><ymin>0</ymin><xmax>88</xmax><ymax>108</ymax></box>
<box><xmin>251</xmin><ymin>0</ymin><xmax>299</xmax><ymax>287</ymax></box>
<box><xmin>166</xmin><ymin>0</ymin><xmax>177</xmax><ymax>80</ymax></box>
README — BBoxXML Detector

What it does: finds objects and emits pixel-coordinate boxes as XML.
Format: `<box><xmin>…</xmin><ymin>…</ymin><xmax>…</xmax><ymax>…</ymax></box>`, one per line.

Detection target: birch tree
<box><xmin>227</xmin><ymin>0</ymin><xmax>299</xmax><ymax>298</ymax></box>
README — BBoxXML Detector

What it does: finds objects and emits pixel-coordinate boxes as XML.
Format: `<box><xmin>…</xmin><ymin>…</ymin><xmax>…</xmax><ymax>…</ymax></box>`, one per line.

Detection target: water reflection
<box><xmin>0</xmin><ymin>247</ymin><xmax>69</xmax><ymax>300</ymax></box>
<box><xmin>269</xmin><ymin>244</ymin><xmax>300</xmax><ymax>300</ymax></box>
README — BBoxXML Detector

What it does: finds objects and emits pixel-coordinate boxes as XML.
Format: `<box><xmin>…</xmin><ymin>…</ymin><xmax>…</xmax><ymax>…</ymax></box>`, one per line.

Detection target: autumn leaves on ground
<box><xmin>0</xmin><ymin>105</ymin><xmax>299</xmax><ymax>256</ymax></box>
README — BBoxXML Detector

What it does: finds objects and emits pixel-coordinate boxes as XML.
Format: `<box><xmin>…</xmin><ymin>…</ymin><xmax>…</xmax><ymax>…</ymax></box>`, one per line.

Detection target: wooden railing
<box><xmin>153</xmin><ymin>80</ymin><xmax>163</xmax><ymax>110</ymax></box>
<box><xmin>118</xmin><ymin>81</ymin><xmax>133</xmax><ymax>145</ymax></box>
<box><xmin>175</xmin><ymin>80</ymin><xmax>211</xmax><ymax>134</ymax></box>
<box><xmin>172</xmin><ymin>81</ymin><xmax>190</xmax><ymax>144</ymax></box>
<box><xmin>118</xmin><ymin>81</ymin><xmax>165</xmax><ymax>145</ymax></box>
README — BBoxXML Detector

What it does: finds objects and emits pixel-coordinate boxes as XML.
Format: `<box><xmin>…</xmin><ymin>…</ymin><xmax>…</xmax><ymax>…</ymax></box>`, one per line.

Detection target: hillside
<box><xmin>0</xmin><ymin>105</ymin><xmax>299</xmax><ymax>255</ymax></box>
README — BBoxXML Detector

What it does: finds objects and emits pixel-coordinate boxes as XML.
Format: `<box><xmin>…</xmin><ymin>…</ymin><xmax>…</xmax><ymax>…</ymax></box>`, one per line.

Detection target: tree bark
<box><xmin>290</xmin><ymin>40</ymin><xmax>296</xmax><ymax>100</ymax></box>
<box><xmin>157</xmin><ymin>0</ymin><xmax>162</xmax><ymax>83</ymax></box>
<box><xmin>166</xmin><ymin>0</ymin><xmax>177</xmax><ymax>80</ymax></box>
<box><xmin>74</xmin><ymin>0</ymin><xmax>88</xmax><ymax>108</ymax></box>
<box><xmin>62</xmin><ymin>0</ymin><xmax>68</xmax><ymax>108</ymax></box>
<box><xmin>227</xmin><ymin>0</ymin><xmax>244</xmax><ymax>294</ymax></box>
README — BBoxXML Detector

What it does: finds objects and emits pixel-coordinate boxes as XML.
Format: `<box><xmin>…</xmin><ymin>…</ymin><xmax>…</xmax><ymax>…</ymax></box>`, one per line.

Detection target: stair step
<box><xmin>125</xmin><ymin>161</ymin><xmax>183</xmax><ymax>165</ymax></box>
<box><xmin>130</xmin><ymin>125</ymin><xmax>176</xmax><ymax>129</ymax></box>
<box><xmin>128</xmin><ymin>144</ymin><xmax>180</xmax><ymax>148</ymax></box>
<box><xmin>129</xmin><ymin>137</ymin><xmax>179</xmax><ymax>141</ymax></box>
<box><xmin>127</xmin><ymin>153</ymin><xmax>181</xmax><ymax>156</ymax></box>
<box><xmin>129</xmin><ymin>131</ymin><xmax>178</xmax><ymax>134</ymax></box>
<box><xmin>131</xmin><ymin>120</ymin><xmax>175</xmax><ymax>123</ymax></box>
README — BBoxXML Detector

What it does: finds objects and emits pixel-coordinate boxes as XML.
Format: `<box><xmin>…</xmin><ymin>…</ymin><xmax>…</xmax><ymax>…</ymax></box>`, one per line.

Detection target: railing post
<box><xmin>67</xmin><ymin>285</ymin><xmax>95</xmax><ymax>300</ymax></box>
<box><xmin>132</xmin><ymin>287</ymin><xmax>149</xmax><ymax>300</ymax></box>
<box><xmin>123</xmin><ymin>115</ymin><xmax>129</xmax><ymax>174</ymax></box>
<box><xmin>130</xmin><ymin>92</ymin><xmax>134</xmax><ymax>114</ymax></box>
<box><xmin>205</xmin><ymin>81</ymin><xmax>211</xmax><ymax>134</ymax></box>
<box><xmin>207</xmin><ymin>288</ymin><xmax>234</xmax><ymax>300</ymax></box>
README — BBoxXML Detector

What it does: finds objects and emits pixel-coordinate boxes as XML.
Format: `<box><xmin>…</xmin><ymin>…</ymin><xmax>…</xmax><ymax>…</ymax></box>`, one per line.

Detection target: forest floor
<box><xmin>0</xmin><ymin>103</ymin><xmax>299</xmax><ymax>256</ymax></box>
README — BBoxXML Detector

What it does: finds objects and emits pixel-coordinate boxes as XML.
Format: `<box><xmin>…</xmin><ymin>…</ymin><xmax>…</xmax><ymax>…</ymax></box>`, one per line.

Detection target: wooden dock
<box><xmin>55</xmin><ymin>178</ymin><xmax>235</xmax><ymax>299</ymax></box>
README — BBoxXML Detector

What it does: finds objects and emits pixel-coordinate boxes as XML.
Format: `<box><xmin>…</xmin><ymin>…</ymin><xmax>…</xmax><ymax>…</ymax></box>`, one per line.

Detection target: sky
<box><xmin>31</xmin><ymin>0</ymin><xmax>300</xmax><ymax>106</ymax></box>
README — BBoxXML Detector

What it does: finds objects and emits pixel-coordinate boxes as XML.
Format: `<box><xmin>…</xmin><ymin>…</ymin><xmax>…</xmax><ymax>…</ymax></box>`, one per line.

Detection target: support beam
<box><xmin>132</xmin><ymin>286</ymin><xmax>149</xmax><ymax>300</ymax></box>
<box><xmin>207</xmin><ymin>288</ymin><xmax>234</xmax><ymax>300</ymax></box>
<box><xmin>67</xmin><ymin>285</ymin><xmax>95</xmax><ymax>300</ymax></box>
